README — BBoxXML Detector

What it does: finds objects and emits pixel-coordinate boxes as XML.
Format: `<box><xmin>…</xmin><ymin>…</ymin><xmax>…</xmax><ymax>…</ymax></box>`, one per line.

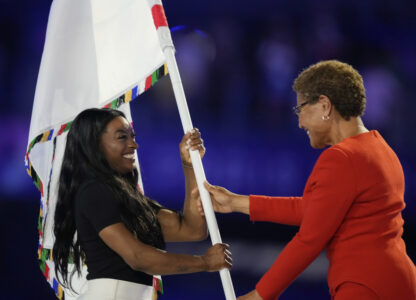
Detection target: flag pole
<box><xmin>148</xmin><ymin>1</ymin><xmax>236</xmax><ymax>299</ymax></box>
<box><xmin>166</xmin><ymin>49</ymin><xmax>237</xmax><ymax>300</ymax></box>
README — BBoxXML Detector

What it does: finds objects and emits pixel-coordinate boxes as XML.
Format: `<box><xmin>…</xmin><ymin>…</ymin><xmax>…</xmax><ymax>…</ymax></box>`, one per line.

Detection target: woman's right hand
<box><xmin>203</xmin><ymin>181</ymin><xmax>236</xmax><ymax>213</ymax></box>
<box><xmin>201</xmin><ymin>243</ymin><xmax>232</xmax><ymax>272</ymax></box>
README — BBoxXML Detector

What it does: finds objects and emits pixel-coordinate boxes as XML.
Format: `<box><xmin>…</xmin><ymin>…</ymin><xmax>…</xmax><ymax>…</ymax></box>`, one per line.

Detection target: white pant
<box><xmin>77</xmin><ymin>278</ymin><xmax>155</xmax><ymax>300</ymax></box>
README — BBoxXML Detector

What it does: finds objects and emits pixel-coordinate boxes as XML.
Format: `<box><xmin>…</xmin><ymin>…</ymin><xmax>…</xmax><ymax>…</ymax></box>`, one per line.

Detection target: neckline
<box><xmin>340</xmin><ymin>129</ymin><xmax>378</xmax><ymax>143</ymax></box>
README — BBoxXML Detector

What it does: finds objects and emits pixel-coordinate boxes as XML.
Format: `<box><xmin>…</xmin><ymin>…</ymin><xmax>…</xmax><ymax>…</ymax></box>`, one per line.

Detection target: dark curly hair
<box><xmin>53</xmin><ymin>108</ymin><xmax>165</xmax><ymax>291</ymax></box>
<box><xmin>292</xmin><ymin>60</ymin><xmax>366</xmax><ymax>120</ymax></box>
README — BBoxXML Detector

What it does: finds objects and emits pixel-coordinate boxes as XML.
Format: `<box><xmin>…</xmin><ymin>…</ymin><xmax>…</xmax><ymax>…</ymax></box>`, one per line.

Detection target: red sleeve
<box><xmin>249</xmin><ymin>195</ymin><xmax>303</xmax><ymax>226</ymax></box>
<box><xmin>256</xmin><ymin>147</ymin><xmax>356</xmax><ymax>300</ymax></box>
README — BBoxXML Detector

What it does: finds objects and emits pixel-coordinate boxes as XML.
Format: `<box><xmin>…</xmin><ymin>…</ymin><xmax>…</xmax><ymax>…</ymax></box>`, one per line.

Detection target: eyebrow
<box><xmin>115</xmin><ymin>129</ymin><xmax>128</xmax><ymax>133</ymax></box>
<box><xmin>114</xmin><ymin>128</ymin><xmax>135</xmax><ymax>135</ymax></box>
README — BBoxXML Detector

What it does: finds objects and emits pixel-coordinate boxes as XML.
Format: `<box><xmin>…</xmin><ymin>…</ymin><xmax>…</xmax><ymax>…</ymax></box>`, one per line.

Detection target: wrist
<box><xmin>231</xmin><ymin>194</ymin><xmax>250</xmax><ymax>214</ymax></box>
<box><xmin>198</xmin><ymin>255</ymin><xmax>208</xmax><ymax>272</ymax></box>
<box><xmin>182</xmin><ymin>161</ymin><xmax>193</xmax><ymax>169</ymax></box>
<box><xmin>228</xmin><ymin>195</ymin><xmax>237</xmax><ymax>212</ymax></box>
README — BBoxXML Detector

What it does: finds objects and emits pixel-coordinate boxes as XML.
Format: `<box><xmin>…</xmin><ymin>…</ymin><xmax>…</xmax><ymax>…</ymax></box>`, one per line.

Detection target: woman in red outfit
<box><xmin>202</xmin><ymin>60</ymin><xmax>416</xmax><ymax>299</ymax></box>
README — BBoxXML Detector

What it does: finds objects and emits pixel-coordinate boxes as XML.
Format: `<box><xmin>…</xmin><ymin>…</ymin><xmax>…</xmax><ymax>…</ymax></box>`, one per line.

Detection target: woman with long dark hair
<box><xmin>53</xmin><ymin>108</ymin><xmax>231</xmax><ymax>300</ymax></box>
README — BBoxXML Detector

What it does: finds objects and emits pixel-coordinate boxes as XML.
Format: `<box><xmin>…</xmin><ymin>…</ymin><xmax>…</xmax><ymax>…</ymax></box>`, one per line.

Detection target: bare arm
<box><xmin>99</xmin><ymin>222</ymin><xmax>231</xmax><ymax>275</ymax></box>
<box><xmin>158</xmin><ymin>129</ymin><xmax>208</xmax><ymax>242</ymax></box>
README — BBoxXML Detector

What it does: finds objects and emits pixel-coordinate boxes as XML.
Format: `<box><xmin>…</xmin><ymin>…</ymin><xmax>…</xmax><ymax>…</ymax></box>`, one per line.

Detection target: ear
<box><xmin>318</xmin><ymin>95</ymin><xmax>332</xmax><ymax>116</ymax></box>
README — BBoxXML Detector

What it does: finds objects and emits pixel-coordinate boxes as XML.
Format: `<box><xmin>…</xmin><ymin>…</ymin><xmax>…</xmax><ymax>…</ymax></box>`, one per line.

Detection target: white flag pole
<box><xmin>166</xmin><ymin>50</ymin><xmax>237</xmax><ymax>300</ymax></box>
<box><xmin>148</xmin><ymin>1</ymin><xmax>236</xmax><ymax>299</ymax></box>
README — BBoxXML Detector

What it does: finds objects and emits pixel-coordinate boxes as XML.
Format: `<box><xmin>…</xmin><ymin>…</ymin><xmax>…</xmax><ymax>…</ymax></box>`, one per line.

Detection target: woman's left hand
<box><xmin>180</xmin><ymin>128</ymin><xmax>206</xmax><ymax>167</ymax></box>
<box><xmin>237</xmin><ymin>290</ymin><xmax>264</xmax><ymax>300</ymax></box>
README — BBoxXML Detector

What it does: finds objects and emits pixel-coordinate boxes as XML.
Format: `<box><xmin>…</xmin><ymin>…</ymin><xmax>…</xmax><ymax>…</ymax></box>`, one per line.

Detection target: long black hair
<box><xmin>53</xmin><ymin>108</ymin><xmax>165</xmax><ymax>290</ymax></box>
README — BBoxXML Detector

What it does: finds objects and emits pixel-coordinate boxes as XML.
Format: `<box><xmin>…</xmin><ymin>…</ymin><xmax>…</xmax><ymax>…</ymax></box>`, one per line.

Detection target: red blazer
<box><xmin>250</xmin><ymin>130</ymin><xmax>416</xmax><ymax>299</ymax></box>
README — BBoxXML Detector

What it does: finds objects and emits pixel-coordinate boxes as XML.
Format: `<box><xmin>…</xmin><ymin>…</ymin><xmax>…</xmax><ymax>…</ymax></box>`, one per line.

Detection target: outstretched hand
<box><xmin>196</xmin><ymin>181</ymin><xmax>236</xmax><ymax>214</ymax></box>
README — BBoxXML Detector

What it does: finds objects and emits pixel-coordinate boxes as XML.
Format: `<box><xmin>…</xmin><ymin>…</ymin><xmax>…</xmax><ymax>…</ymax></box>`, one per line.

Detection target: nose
<box><xmin>129</xmin><ymin>138</ymin><xmax>138</xmax><ymax>149</ymax></box>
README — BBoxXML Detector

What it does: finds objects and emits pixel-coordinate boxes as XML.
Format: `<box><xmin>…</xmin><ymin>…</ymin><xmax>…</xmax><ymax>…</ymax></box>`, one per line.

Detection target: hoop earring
<box><xmin>322</xmin><ymin>115</ymin><xmax>330</xmax><ymax>121</ymax></box>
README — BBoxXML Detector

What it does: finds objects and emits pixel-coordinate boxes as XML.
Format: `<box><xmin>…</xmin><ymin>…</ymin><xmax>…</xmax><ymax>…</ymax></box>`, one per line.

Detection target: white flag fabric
<box><xmin>26</xmin><ymin>0</ymin><xmax>168</xmax><ymax>298</ymax></box>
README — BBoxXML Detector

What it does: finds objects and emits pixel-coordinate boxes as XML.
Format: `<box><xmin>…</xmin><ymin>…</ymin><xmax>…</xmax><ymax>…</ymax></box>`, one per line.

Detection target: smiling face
<box><xmin>296</xmin><ymin>93</ymin><xmax>333</xmax><ymax>149</ymax></box>
<box><xmin>100</xmin><ymin>116</ymin><xmax>138</xmax><ymax>174</ymax></box>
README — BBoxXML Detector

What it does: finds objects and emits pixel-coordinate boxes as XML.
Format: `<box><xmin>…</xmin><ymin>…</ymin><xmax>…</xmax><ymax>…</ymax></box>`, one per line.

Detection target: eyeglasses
<box><xmin>292</xmin><ymin>100</ymin><xmax>313</xmax><ymax>116</ymax></box>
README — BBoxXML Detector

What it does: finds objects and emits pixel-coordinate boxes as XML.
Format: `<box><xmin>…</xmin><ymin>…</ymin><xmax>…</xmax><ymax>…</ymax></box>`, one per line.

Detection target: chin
<box><xmin>115</xmin><ymin>166</ymin><xmax>135</xmax><ymax>175</ymax></box>
<box><xmin>123</xmin><ymin>167</ymin><xmax>136</xmax><ymax>174</ymax></box>
<box><xmin>309</xmin><ymin>138</ymin><xmax>326</xmax><ymax>149</ymax></box>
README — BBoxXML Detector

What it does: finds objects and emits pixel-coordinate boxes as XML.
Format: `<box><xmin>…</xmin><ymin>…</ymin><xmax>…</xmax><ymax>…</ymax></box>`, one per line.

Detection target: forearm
<box><xmin>183</xmin><ymin>163</ymin><xmax>197</xmax><ymax>202</ymax></box>
<box><xmin>181</xmin><ymin>164</ymin><xmax>207</xmax><ymax>240</ymax></box>
<box><xmin>100</xmin><ymin>223</ymin><xmax>219</xmax><ymax>275</ymax></box>
<box><xmin>132</xmin><ymin>244</ymin><xmax>207</xmax><ymax>275</ymax></box>
<box><xmin>256</xmin><ymin>235</ymin><xmax>324</xmax><ymax>300</ymax></box>
<box><xmin>249</xmin><ymin>195</ymin><xmax>303</xmax><ymax>225</ymax></box>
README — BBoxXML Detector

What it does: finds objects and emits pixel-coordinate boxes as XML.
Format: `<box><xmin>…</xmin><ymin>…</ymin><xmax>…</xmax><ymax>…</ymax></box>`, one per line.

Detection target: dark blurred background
<box><xmin>1</xmin><ymin>0</ymin><xmax>415</xmax><ymax>299</ymax></box>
